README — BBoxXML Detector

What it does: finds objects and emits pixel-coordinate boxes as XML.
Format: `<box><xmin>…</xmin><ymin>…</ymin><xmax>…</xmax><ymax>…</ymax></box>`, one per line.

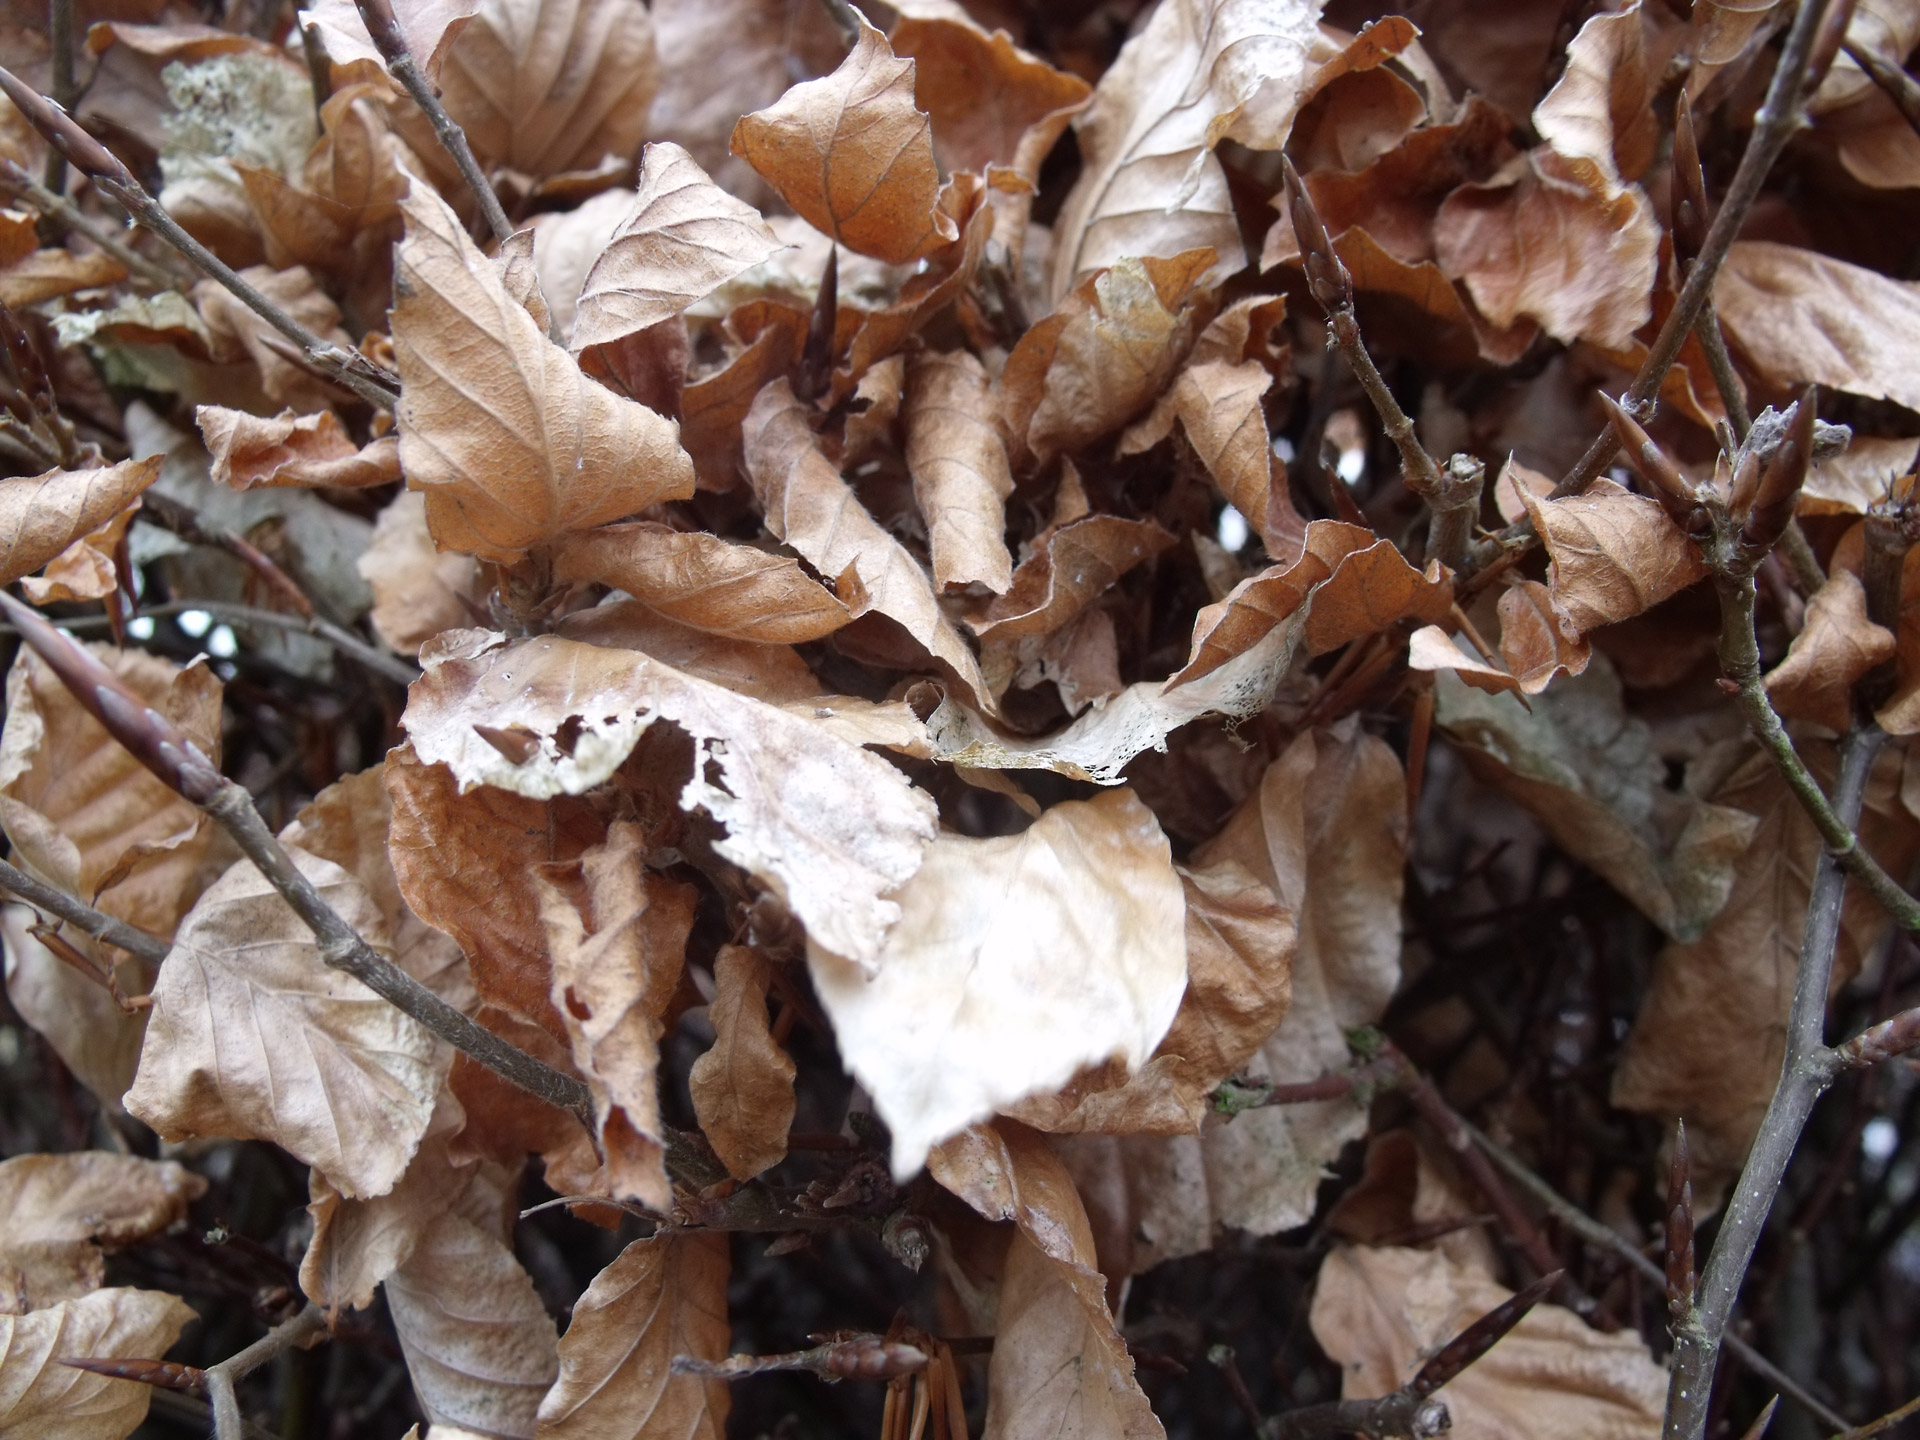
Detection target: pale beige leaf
<box><xmin>124</xmin><ymin>848</ymin><xmax>443</xmax><ymax>1200</ymax></box>
<box><xmin>890</xmin><ymin>10</ymin><xmax>1089</xmax><ymax>180</ymax></box>
<box><xmin>0</xmin><ymin>1155</ymin><xmax>204</xmax><ymax>1314</ymax></box>
<box><xmin>729</xmin><ymin>18</ymin><xmax>957</xmax><ymax>265</ymax></box>
<box><xmin>1530</xmin><ymin>3</ymin><xmax>1657</xmax><ymax>196</ymax></box>
<box><xmin>555</xmin><ymin>600</ymin><xmax>824</xmax><ymax>704</ymax></box>
<box><xmin>359</xmin><ymin>491</ymin><xmax>485</xmax><ymax>657</ymax></box>
<box><xmin>689</xmin><ymin>945</ymin><xmax>796</xmax><ymax>1181</ymax></box>
<box><xmin>298</xmin><ymin>0</ymin><xmax>480</xmax><ymax>80</ymax></box>
<box><xmin>392</xmin><ymin>183</ymin><xmax>697</xmax><ymax>564</ymax></box>
<box><xmin>197</xmin><ymin>405</ymin><xmax>401</xmax><ymax>490</ymax></box>
<box><xmin>535</xmin><ymin>1231</ymin><xmax>729</xmax><ymax>1439</ymax></box>
<box><xmin>808</xmin><ymin>789</ymin><xmax>1188</xmax><ymax>1177</ymax></box>
<box><xmin>572</xmin><ymin>142</ymin><xmax>786</xmax><ymax>351</ymax></box>
<box><xmin>0</xmin><ymin>459</ymin><xmax>158</xmax><ymax>587</ymax></box>
<box><xmin>400</xmin><ymin>632</ymin><xmax>938</xmax><ymax>969</ymax></box>
<box><xmin>1766</xmin><ymin>569</ymin><xmax>1895</xmax><ymax>732</ymax></box>
<box><xmin>18</xmin><ymin>502</ymin><xmax>139</xmax><ymax>606</ymax></box>
<box><xmin>554</xmin><ymin>522</ymin><xmax>851</xmax><ymax>644</ymax></box>
<box><xmin>1520</xmin><ymin>477</ymin><xmax>1709</xmax><ymax>633</ymax></box>
<box><xmin>1311</xmin><ymin>1246</ymin><xmax>1665</xmax><ymax>1440</ymax></box>
<box><xmin>1136</xmin><ymin>359</ymin><xmax>1279</xmax><ymax>550</ymax></box>
<box><xmin>387</xmin><ymin>1164</ymin><xmax>559</xmax><ymax>1440</ymax></box>
<box><xmin>1048</xmin><ymin>0</ymin><xmax>1321</xmax><ymax>298</ymax></box>
<box><xmin>743</xmin><ymin>378</ymin><xmax>994</xmax><ymax>707</ymax></box>
<box><xmin>904</xmin><ymin>349</ymin><xmax>1015</xmax><ymax>593</ymax></box>
<box><xmin>1804</xmin><ymin>435</ymin><xmax>1919</xmax><ymax>515</ymax></box>
<box><xmin>0</xmin><ymin>1287</ymin><xmax>197</xmax><ymax>1440</ymax></box>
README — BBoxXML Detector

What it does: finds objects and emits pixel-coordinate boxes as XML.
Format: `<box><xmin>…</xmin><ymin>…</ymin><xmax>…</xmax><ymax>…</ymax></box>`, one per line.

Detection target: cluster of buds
<box><xmin>1599</xmin><ymin>387</ymin><xmax>1822</xmax><ymax>573</ymax></box>
<box><xmin>1666</xmin><ymin>1121</ymin><xmax>1696</xmax><ymax>1327</ymax></box>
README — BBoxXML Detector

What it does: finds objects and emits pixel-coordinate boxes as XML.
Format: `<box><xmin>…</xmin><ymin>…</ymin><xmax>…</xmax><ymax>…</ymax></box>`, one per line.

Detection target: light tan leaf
<box><xmin>298</xmin><ymin>0</ymin><xmax>480</xmax><ymax>80</ymax></box>
<box><xmin>1715</xmin><ymin>240</ymin><xmax>1920</xmax><ymax>412</ymax></box>
<box><xmin>391</xmin><ymin>183</ymin><xmax>697</xmax><ymax>564</ymax></box>
<box><xmin>0</xmin><ymin>1287</ymin><xmax>197</xmax><ymax>1440</ymax></box>
<box><xmin>0</xmin><ymin>248</ymin><xmax>126</xmax><ymax>307</ymax></box>
<box><xmin>18</xmin><ymin>502</ymin><xmax>139</xmax><ymax>606</ymax></box>
<box><xmin>1047</xmin><ymin>0</ymin><xmax>1321</xmax><ymax>299</ymax></box>
<box><xmin>572</xmin><ymin>142</ymin><xmax>786</xmax><ymax>351</ymax></box>
<box><xmin>1804</xmin><ymin>435</ymin><xmax>1919</xmax><ymax>515</ymax></box>
<box><xmin>359</xmin><ymin>491</ymin><xmax>484</xmax><ymax>657</ymax></box>
<box><xmin>535</xmin><ymin>823</ymin><xmax>695</xmax><ymax>1209</ymax></box>
<box><xmin>0</xmin><ymin>459</ymin><xmax>159</xmax><ymax>587</ymax></box>
<box><xmin>535</xmin><ymin>1231</ymin><xmax>729</xmax><ymax>1439</ymax></box>
<box><xmin>554</xmin><ymin>523</ymin><xmax>851</xmax><ymax>644</ymax></box>
<box><xmin>729</xmin><ymin>18</ymin><xmax>957</xmax><ymax>265</ymax></box>
<box><xmin>194</xmin><ymin>266</ymin><xmax>358</xmax><ymax>413</ymax></box>
<box><xmin>1520</xmin><ymin>477</ymin><xmax>1708</xmax><ymax>633</ymax></box>
<box><xmin>1766</xmin><ymin>569</ymin><xmax>1895</xmax><ymax>732</ymax></box>
<box><xmin>1436</xmin><ymin>655</ymin><xmax>1759</xmax><ymax>942</ymax></box>
<box><xmin>689</xmin><ymin>944</ymin><xmax>796</xmax><ymax>1181</ymax></box>
<box><xmin>743</xmin><ymin>378</ymin><xmax>994</xmax><ymax>706</ymax></box>
<box><xmin>400</xmin><ymin>632</ymin><xmax>938</xmax><ymax>969</ymax></box>
<box><xmin>197</xmin><ymin>405</ymin><xmax>401</xmax><ymax>490</ymax></box>
<box><xmin>1410</xmin><ymin>580</ymin><xmax>1591</xmax><ymax>697</ymax></box>
<box><xmin>1311</xmin><ymin>1245</ymin><xmax>1665</xmax><ymax>1440</ymax></box>
<box><xmin>1530</xmin><ymin>3</ymin><xmax>1657</xmax><ymax>196</ymax></box>
<box><xmin>386</xmin><ymin>1164</ymin><xmax>559</xmax><ymax>1439</ymax></box>
<box><xmin>976</xmin><ymin>517</ymin><xmax>1177</xmax><ymax>644</ymax></box>
<box><xmin>890</xmin><ymin>10</ymin><xmax>1089</xmax><ymax>180</ymax></box>
<box><xmin>0</xmin><ymin>1155</ymin><xmax>205</xmax><ymax>1313</ymax></box>
<box><xmin>808</xmin><ymin>789</ymin><xmax>1188</xmax><ymax>1177</ymax></box>
<box><xmin>555</xmin><ymin>599</ymin><xmax>823</xmax><ymax>704</ymax></box>
<box><xmin>1122</xmin><ymin>359</ymin><xmax>1281</xmax><ymax>550</ymax></box>
<box><xmin>904</xmin><ymin>349</ymin><xmax>1015</xmax><ymax>593</ymax></box>
<box><xmin>124</xmin><ymin>848</ymin><xmax>443</xmax><ymax>1199</ymax></box>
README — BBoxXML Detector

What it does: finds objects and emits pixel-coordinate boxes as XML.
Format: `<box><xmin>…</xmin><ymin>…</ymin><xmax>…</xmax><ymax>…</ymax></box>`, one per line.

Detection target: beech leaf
<box><xmin>0</xmin><ymin>1155</ymin><xmax>205</xmax><ymax>1313</ymax></box>
<box><xmin>0</xmin><ymin>1288</ymin><xmax>197</xmax><ymax>1440</ymax></box>
<box><xmin>689</xmin><ymin>944</ymin><xmax>797</xmax><ymax>1181</ymax></box>
<box><xmin>0</xmin><ymin>459</ymin><xmax>158</xmax><ymax>587</ymax></box>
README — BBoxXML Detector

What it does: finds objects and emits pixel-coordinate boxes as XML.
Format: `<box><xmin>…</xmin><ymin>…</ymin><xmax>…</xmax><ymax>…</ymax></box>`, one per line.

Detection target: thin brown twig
<box><xmin>1832</xmin><ymin>1392</ymin><xmax>1920</xmax><ymax>1439</ymax></box>
<box><xmin>0</xmin><ymin>157</ymin><xmax>183</xmax><ymax>289</ymax></box>
<box><xmin>1845</xmin><ymin>36</ymin><xmax>1920</xmax><ymax>135</ymax></box>
<box><xmin>0</xmin><ymin>854</ymin><xmax>171</xmax><ymax>965</ymax></box>
<box><xmin>43</xmin><ymin>0</ymin><xmax>73</xmax><ymax>197</ymax></box>
<box><xmin>205</xmin><ymin>1304</ymin><xmax>326</xmax><ymax>1440</ymax></box>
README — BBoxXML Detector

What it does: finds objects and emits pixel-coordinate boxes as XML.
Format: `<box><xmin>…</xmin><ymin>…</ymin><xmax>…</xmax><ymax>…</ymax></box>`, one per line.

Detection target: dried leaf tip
<box><xmin>1281</xmin><ymin>154</ymin><xmax>1351</xmax><ymax>314</ymax></box>
<box><xmin>1666</xmin><ymin>1119</ymin><xmax>1696</xmax><ymax>1326</ymax></box>
<box><xmin>1671</xmin><ymin>99</ymin><xmax>1710</xmax><ymax>272</ymax></box>
<box><xmin>1738</xmin><ymin>386</ymin><xmax>1816</xmax><ymax>557</ymax></box>
<box><xmin>1597</xmin><ymin>392</ymin><xmax>1701</xmax><ymax>531</ymax></box>
<box><xmin>0</xmin><ymin>65</ymin><xmax>136</xmax><ymax>192</ymax></box>
<box><xmin>0</xmin><ymin>590</ymin><xmax>226</xmax><ymax>805</ymax></box>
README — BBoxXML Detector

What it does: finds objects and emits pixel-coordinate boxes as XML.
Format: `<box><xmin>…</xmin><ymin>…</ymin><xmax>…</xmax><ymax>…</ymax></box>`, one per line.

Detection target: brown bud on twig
<box><xmin>1803</xmin><ymin>0</ymin><xmax>1861</xmax><ymax>100</ymax></box>
<box><xmin>672</xmin><ymin>1335</ymin><xmax>929</xmax><ymax>1382</ymax></box>
<box><xmin>1281</xmin><ymin>154</ymin><xmax>1352</xmax><ymax>314</ymax></box>
<box><xmin>1597</xmin><ymin>392</ymin><xmax>1702</xmax><ymax>531</ymax></box>
<box><xmin>1831</xmin><ymin>1004</ymin><xmax>1920</xmax><ymax>1070</ymax></box>
<box><xmin>1671</xmin><ymin>98</ymin><xmax>1710</xmax><ymax>271</ymax></box>
<box><xmin>0</xmin><ymin>66</ymin><xmax>136</xmax><ymax>193</ymax></box>
<box><xmin>59</xmin><ymin>1356</ymin><xmax>208</xmax><ymax>1394</ymax></box>
<box><xmin>0</xmin><ymin>590</ymin><xmax>226</xmax><ymax>805</ymax></box>
<box><xmin>1666</xmin><ymin>1120</ymin><xmax>1696</xmax><ymax>1326</ymax></box>
<box><xmin>1410</xmin><ymin>1270</ymin><xmax>1559</xmax><ymax>1396</ymax></box>
<box><xmin>1736</xmin><ymin>1396</ymin><xmax>1781</xmax><ymax>1440</ymax></box>
<box><xmin>1739</xmin><ymin>386</ymin><xmax>1816</xmax><ymax>556</ymax></box>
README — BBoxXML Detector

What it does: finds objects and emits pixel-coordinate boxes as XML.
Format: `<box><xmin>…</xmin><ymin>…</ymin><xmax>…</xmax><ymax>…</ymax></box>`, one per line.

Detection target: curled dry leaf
<box><xmin>1310</xmin><ymin>1245</ymin><xmax>1666</xmax><ymax>1440</ymax></box>
<box><xmin>1409</xmin><ymin>579</ymin><xmax>1592</xmax><ymax>697</ymax></box>
<box><xmin>386</xmin><ymin>1162</ymin><xmax>559</xmax><ymax>1440</ymax></box>
<box><xmin>401</xmin><ymin>631</ymin><xmax>938</xmax><ymax>970</ymax></box>
<box><xmin>1122</xmin><ymin>359</ymin><xmax>1283</xmax><ymax>552</ymax></box>
<box><xmin>535</xmin><ymin>1231</ymin><xmax>730</xmax><ymax>1439</ymax></box>
<box><xmin>360</xmin><ymin>491</ymin><xmax>485</xmax><ymax>657</ymax></box>
<box><xmin>1047</xmin><ymin>0</ymin><xmax>1321</xmax><ymax>299</ymax></box>
<box><xmin>571</xmin><ymin>142</ymin><xmax>787</xmax><ymax>352</ymax></box>
<box><xmin>194</xmin><ymin>267</ymin><xmax>359</xmax><ymax>414</ymax></box>
<box><xmin>125</xmin><ymin>847</ymin><xmax>443</xmax><ymax>1200</ymax></box>
<box><xmin>555</xmin><ymin>599</ymin><xmax>824</xmax><ymax>703</ymax></box>
<box><xmin>744</xmin><ymin>378</ymin><xmax>994</xmax><ymax>706</ymax></box>
<box><xmin>391</xmin><ymin>183</ymin><xmax>696</xmax><ymax>564</ymax></box>
<box><xmin>298</xmin><ymin>0</ymin><xmax>480</xmax><ymax>81</ymax></box>
<box><xmin>689</xmin><ymin>944</ymin><xmax>797</xmax><ymax>1181</ymax></box>
<box><xmin>730</xmin><ymin>18</ymin><xmax>957</xmax><ymax>265</ymax></box>
<box><xmin>904</xmin><ymin>349</ymin><xmax>1015</xmax><ymax>593</ymax></box>
<box><xmin>197</xmin><ymin>405</ymin><xmax>401</xmax><ymax>490</ymax></box>
<box><xmin>0</xmin><ymin>250</ymin><xmax>127</xmax><ymax>308</ymax></box>
<box><xmin>808</xmin><ymin>788</ymin><xmax>1188</xmax><ymax>1178</ymax></box>
<box><xmin>19</xmin><ymin>502</ymin><xmax>139</xmax><ymax>606</ymax></box>
<box><xmin>1435</xmin><ymin>656</ymin><xmax>1758</xmax><ymax>942</ymax></box>
<box><xmin>0</xmin><ymin>1287</ymin><xmax>197</xmax><ymax>1440</ymax></box>
<box><xmin>1765</xmin><ymin>570</ymin><xmax>1895</xmax><ymax>733</ymax></box>
<box><xmin>554</xmin><ymin>523</ymin><xmax>851</xmax><ymax>644</ymax></box>
<box><xmin>1520</xmin><ymin>478</ymin><xmax>1709</xmax><ymax>634</ymax></box>
<box><xmin>0</xmin><ymin>458</ymin><xmax>158</xmax><ymax>587</ymax></box>
<box><xmin>0</xmin><ymin>1154</ymin><xmax>205</xmax><ymax>1313</ymax></box>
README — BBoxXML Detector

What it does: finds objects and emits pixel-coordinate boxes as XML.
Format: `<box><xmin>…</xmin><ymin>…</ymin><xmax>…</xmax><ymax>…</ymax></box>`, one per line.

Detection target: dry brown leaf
<box><xmin>1715</xmin><ymin>240</ymin><xmax>1920</xmax><ymax>412</ymax></box>
<box><xmin>1520</xmin><ymin>477</ymin><xmax>1709</xmax><ymax>633</ymax></box>
<box><xmin>0</xmin><ymin>1154</ymin><xmax>205</xmax><ymax>1313</ymax></box>
<box><xmin>1803</xmin><ymin>435</ymin><xmax>1919</xmax><ymax>515</ymax></box>
<box><xmin>554</xmin><ymin>522</ymin><xmax>851</xmax><ymax>644</ymax></box>
<box><xmin>1311</xmin><ymin>1245</ymin><xmax>1665</xmax><ymax>1440</ymax></box>
<box><xmin>1410</xmin><ymin>579</ymin><xmax>1591</xmax><ymax>697</ymax></box>
<box><xmin>359</xmin><ymin>491</ymin><xmax>484</xmax><ymax>657</ymax></box>
<box><xmin>904</xmin><ymin>349</ymin><xmax>1015</xmax><ymax>593</ymax></box>
<box><xmin>0</xmin><ymin>1287</ymin><xmax>197</xmax><ymax>1440</ymax></box>
<box><xmin>743</xmin><ymin>377</ymin><xmax>994</xmax><ymax>706</ymax></box>
<box><xmin>391</xmin><ymin>183</ymin><xmax>696</xmax><ymax>564</ymax></box>
<box><xmin>0</xmin><ymin>249</ymin><xmax>126</xmax><ymax>307</ymax></box>
<box><xmin>555</xmin><ymin>599</ymin><xmax>823</xmax><ymax>704</ymax></box>
<box><xmin>194</xmin><ymin>266</ymin><xmax>358</xmax><ymax>413</ymax></box>
<box><xmin>808</xmin><ymin>788</ymin><xmax>1188</xmax><ymax>1177</ymax></box>
<box><xmin>18</xmin><ymin>500</ymin><xmax>139</xmax><ymax>606</ymax></box>
<box><xmin>1047</xmin><ymin>0</ymin><xmax>1321</xmax><ymax>299</ymax></box>
<box><xmin>1122</xmin><ymin>359</ymin><xmax>1281</xmax><ymax>550</ymax></box>
<box><xmin>197</xmin><ymin>405</ymin><xmax>401</xmax><ymax>490</ymax></box>
<box><xmin>730</xmin><ymin>18</ymin><xmax>957</xmax><ymax>265</ymax></box>
<box><xmin>534</xmin><ymin>822</ymin><xmax>695</xmax><ymax>1209</ymax></box>
<box><xmin>1531</xmin><ymin>3</ymin><xmax>1658</xmax><ymax>196</ymax></box>
<box><xmin>571</xmin><ymin>142</ymin><xmax>786</xmax><ymax>352</ymax></box>
<box><xmin>1435</xmin><ymin>654</ymin><xmax>1759</xmax><ymax>942</ymax></box>
<box><xmin>679</xmin><ymin>301</ymin><xmax>808</xmax><ymax>488</ymax></box>
<box><xmin>1766</xmin><ymin>570</ymin><xmax>1895</xmax><ymax>732</ymax></box>
<box><xmin>689</xmin><ymin>944</ymin><xmax>796</xmax><ymax>1181</ymax></box>
<box><xmin>386</xmin><ymin>1162</ymin><xmax>559</xmax><ymax>1440</ymax></box>
<box><xmin>400</xmin><ymin>632</ymin><xmax>938</xmax><ymax>970</ymax></box>
<box><xmin>0</xmin><ymin>459</ymin><xmax>158</xmax><ymax>587</ymax></box>
<box><xmin>125</xmin><ymin>846</ymin><xmax>443</xmax><ymax>1199</ymax></box>
<box><xmin>301</xmin><ymin>0</ymin><xmax>479</xmax><ymax>79</ymax></box>
<box><xmin>536</xmin><ymin>1231</ymin><xmax>730</xmax><ymax>1439</ymax></box>
<box><xmin>890</xmin><ymin>9</ymin><xmax>1089</xmax><ymax>179</ymax></box>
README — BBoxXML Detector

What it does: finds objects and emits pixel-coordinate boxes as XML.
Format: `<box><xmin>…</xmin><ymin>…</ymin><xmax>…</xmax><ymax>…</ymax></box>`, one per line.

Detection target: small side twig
<box><xmin>0</xmin><ymin>854</ymin><xmax>171</xmax><ymax>966</ymax></box>
<box><xmin>1845</xmin><ymin>36</ymin><xmax>1920</xmax><ymax>137</ymax></box>
<box><xmin>43</xmin><ymin>0</ymin><xmax>73</xmax><ymax>197</ymax></box>
<box><xmin>204</xmin><ymin>1304</ymin><xmax>326</xmax><ymax>1440</ymax></box>
<box><xmin>0</xmin><ymin>590</ymin><xmax>592</xmax><ymax>1129</ymax></box>
<box><xmin>352</xmin><ymin>0</ymin><xmax>512</xmax><ymax>242</ymax></box>
<box><xmin>1834</xmin><ymin>1392</ymin><xmax>1920</xmax><ymax>1439</ymax></box>
<box><xmin>0</xmin><ymin>158</ymin><xmax>182</xmax><ymax>290</ymax></box>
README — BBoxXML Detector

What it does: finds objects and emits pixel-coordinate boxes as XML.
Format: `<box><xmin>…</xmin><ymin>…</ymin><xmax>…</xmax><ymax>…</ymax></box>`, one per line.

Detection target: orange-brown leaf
<box><xmin>0</xmin><ymin>459</ymin><xmax>158</xmax><ymax>587</ymax></box>
<box><xmin>688</xmin><ymin>944</ymin><xmax>797</xmax><ymax>1181</ymax></box>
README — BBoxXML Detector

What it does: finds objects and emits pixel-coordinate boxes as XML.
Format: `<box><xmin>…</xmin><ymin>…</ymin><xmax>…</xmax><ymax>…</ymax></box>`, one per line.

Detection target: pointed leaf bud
<box><xmin>0</xmin><ymin>590</ymin><xmax>227</xmax><ymax>805</ymax></box>
<box><xmin>1281</xmin><ymin>154</ymin><xmax>1352</xmax><ymax>314</ymax></box>
<box><xmin>1410</xmin><ymin>1270</ymin><xmax>1560</xmax><ymax>1397</ymax></box>
<box><xmin>1666</xmin><ymin>1119</ymin><xmax>1695</xmax><ymax>1325</ymax></box>
<box><xmin>1671</xmin><ymin>99</ymin><xmax>1710</xmax><ymax>272</ymax></box>
<box><xmin>0</xmin><ymin>67</ymin><xmax>138</xmax><ymax>194</ymax></box>
<box><xmin>1598</xmin><ymin>392</ymin><xmax>1701</xmax><ymax>530</ymax></box>
<box><xmin>1739</xmin><ymin>386</ymin><xmax>1816</xmax><ymax>556</ymax></box>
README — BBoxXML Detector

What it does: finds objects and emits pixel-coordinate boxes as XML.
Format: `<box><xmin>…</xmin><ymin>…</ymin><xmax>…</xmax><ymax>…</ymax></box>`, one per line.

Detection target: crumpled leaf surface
<box><xmin>1521</xmin><ymin>478</ymin><xmax>1709</xmax><ymax>634</ymax></box>
<box><xmin>904</xmin><ymin>349</ymin><xmax>1015</xmax><ymax>593</ymax></box>
<box><xmin>0</xmin><ymin>1287</ymin><xmax>197</xmax><ymax>1440</ymax></box>
<box><xmin>0</xmin><ymin>1154</ymin><xmax>205</xmax><ymax>1313</ymax></box>
<box><xmin>198</xmin><ymin>405</ymin><xmax>400</xmax><ymax>490</ymax></box>
<box><xmin>689</xmin><ymin>944</ymin><xmax>796</xmax><ymax>1181</ymax></box>
<box><xmin>1410</xmin><ymin>580</ymin><xmax>1591</xmax><ymax>697</ymax></box>
<box><xmin>0</xmin><ymin>459</ymin><xmax>158</xmax><ymax>586</ymax></box>
<box><xmin>810</xmin><ymin>789</ymin><xmax>1188</xmax><ymax>1177</ymax></box>
<box><xmin>1766</xmin><ymin>569</ymin><xmax>1895</xmax><ymax>733</ymax></box>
